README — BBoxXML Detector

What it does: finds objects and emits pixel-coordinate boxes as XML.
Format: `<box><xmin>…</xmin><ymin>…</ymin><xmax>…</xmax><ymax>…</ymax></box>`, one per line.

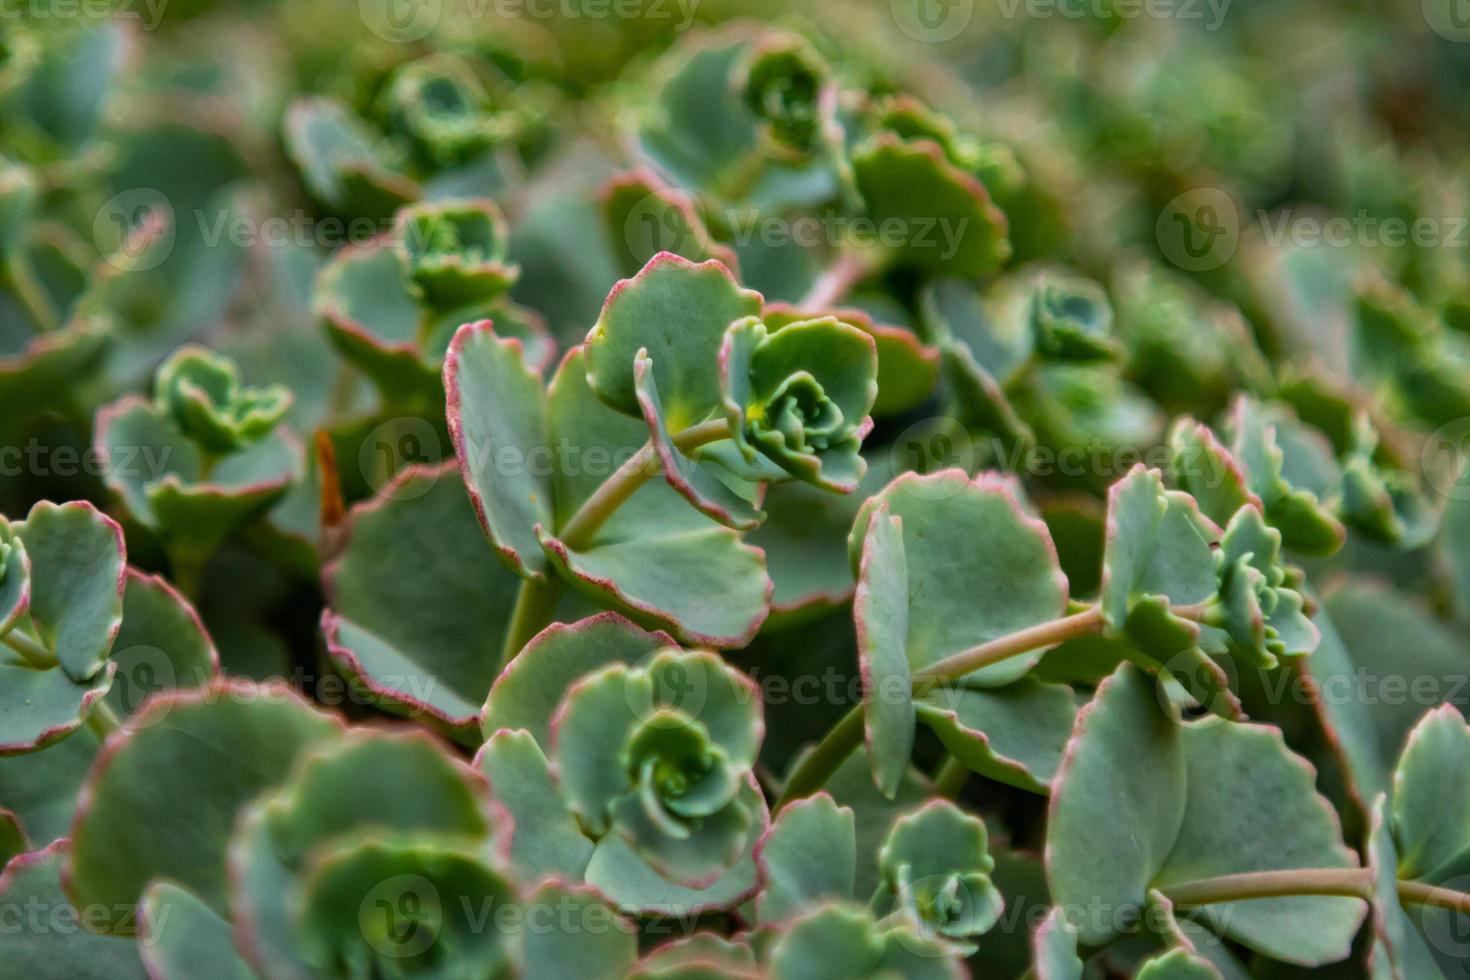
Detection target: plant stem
<box><xmin>775</xmin><ymin>704</ymin><xmax>865</xmax><ymax>812</ymax></box>
<box><xmin>85</xmin><ymin>700</ymin><xmax>123</xmax><ymax>740</ymax></box>
<box><xmin>2</xmin><ymin>629</ymin><xmax>57</xmax><ymax>669</ymax></box>
<box><xmin>1158</xmin><ymin>867</ymin><xmax>1470</xmax><ymax>916</ymax></box>
<box><xmin>933</xmin><ymin>754</ymin><xmax>969</xmax><ymax>800</ymax></box>
<box><xmin>776</xmin><ymin>606</ymin><xmax>1107</xmax><ymax>812</ymax></box>
<box><xmin>911</xmin><ymin>605</ymin><xmax>1106</xmax><ymax>692</ymax></box>
<box><xmin>499</xmin><ymin>574</ymin><xmax>563</xmax><ymax>670</ymax></box>
<box><xmin>798</xmin><ymin>252</ymin><xmax>872</xmax><ymax>312</ymax></box>
<box><xmin>557</xmin><ymin>419</ymin><xmax>731</xmax><ymax>551</ymax></box>
<box><xmin>1158</xmin><ymin>868</ymin><xmax>1371</xmax><ymax>906</ymax></box>
<box><xmin>1399</xmin><ymin>878</ymin><xmax>1470</xmax><ymax>915</ymax></box>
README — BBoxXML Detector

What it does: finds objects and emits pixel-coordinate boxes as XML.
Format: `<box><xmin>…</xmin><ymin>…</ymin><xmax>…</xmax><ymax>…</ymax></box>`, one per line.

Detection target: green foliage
<box><xmin>1</xmin><ymin>5</ymin><xmax>1469</xmax><ymax>978</ymax></box>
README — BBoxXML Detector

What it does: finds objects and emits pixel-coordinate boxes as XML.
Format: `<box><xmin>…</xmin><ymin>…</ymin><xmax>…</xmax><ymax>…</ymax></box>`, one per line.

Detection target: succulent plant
<box><xmin>2</xmin><ymin>6</ymin><xmax>1469</xmax><ymax>979</ymax></box>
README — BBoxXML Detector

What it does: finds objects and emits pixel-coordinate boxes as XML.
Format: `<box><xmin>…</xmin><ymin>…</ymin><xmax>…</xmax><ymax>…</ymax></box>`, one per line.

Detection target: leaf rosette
<box><xmin>738</xmin><ymin>36</ymin><xmax>837</xmax><ymax>162</ymax></box>
<box><xmin>553</xmin><ymin>647</ymin><xmax>766</xmax><ymax>889</ymax></box>
<box><xmin>1203</xmin><ymin>506</ymin><xmax>1317</xmax><ymax>670</ymax></box>
<box><xmin>96</xmin><ymin>347</ymin><xmax>300</xmax><ymax>587</ymax></box>
<box><xmin>381</xmin><ymin>55</ymin><xmax>518</xmax><ymax>171</ymax></box>
<box><xmin>719</xmin><ymin>313</ymin><xmax>878</xmax><ymax>493</ymax></box>
<box><xmin>395</xmin><ymin>198</ymin><xmax>518</xmax><ymax>313</ymax></box>
<box><xmin>875</xmin><ymin>801</ymin><xmax>1004</xmax><ymax>952</ymax></box>
<box><xmin>480</xmin><ymin>616</ymin><xmax>768</xmax><ymax>914</ymax></box>
<box><xmin>154</xmin><ymin>346</ymin><xmax>290</xmax><ymax>454</ymax></box>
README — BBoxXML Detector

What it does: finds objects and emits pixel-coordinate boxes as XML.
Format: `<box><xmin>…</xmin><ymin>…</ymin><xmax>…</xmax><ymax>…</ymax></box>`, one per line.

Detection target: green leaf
<box><xmin>68</xmin><ymin>681</ymin><xmax>343</xmax><ymax>927</ymax></box>
<box><xmin>602</xmin><ymin>169</ymin><xmax>739</xmax><ymax>276</ymax></box>
<box><xmin>1153</xmin><ymin>721</ymin><xmax>1366</xmax><ymax>966</ymax></box>
<box><xmin>105</xmin><ymin>568</ymin><xmax>218</xmax><ymax>719</ymax></box>
<box><xmin>824</xmin><ymin>748</ymin><xmax>934</xmax><ymax>899</ymax></box>
<box><xmin>444</xmin><ymin>320</ymin><xmax>554</xmax><ymax>580</ymax></box>
<box><xmin>754</xmin><ymin>793</ymin><xmax>856</xmax><ymax>924</ymax></box>
<box><xmin>628</xmin><ymin>934</ymin><xmax>759</xmax><ymax>979</ymax></box>
<box><xmin>635</xmin><ymin>350</ymin><xmax>763</xmax><ymax>529</ymax></box>
<box><xmin>1031</xmin><ymin>908</ymin><xmax>1084</xmax><ymax>980</ymax></box>
<box><xmin>1390</xmin><ymin>705</ymin><xmax>1470</xmax><ymax>883</ymax></box>
<box><xmin>850</xmin><ymin>134</ymin><xmax>1010</xmax><ymax>277</ymax></box>
<box><xmin>1223</xmin><ymin>397</ymin><xmax>1345</xmax><ymax>556</ymax></box>
<box><xmin>1168</xmin><ymin>418</ymin><xmax>1260</xmax><ymax>528</ymax></box>
<box><xmin>0</xmin><ymin>842</ymin><xmax>146</xmax><ymax>980</ymax></box>
<box><xmin>283</xmin><ymin>97</ymin><xmax>419</xmax><ymax>219</ymax></box>
<box><xmin>95</xmin><ymin>397</ymin><xmax>296</xmax><ymax>560</ymax></box>
<box><xmin>543</xmin><ymin>336</ymin><xmax>774</xmax><ymax>654</ymax></box>
<box><xmin>1366</xmin><ymin>794</ymin><xmax>1449</xmax><ymax>980</ymax></box>
<box><xmin>516</xmin><ymin>880</ymin><xmax>639</xmax><ymax>980</ymax></box>
<box><xmin>583</xmin><ymin>826</ymin><xmax>760</xmax><ymax>917</ymax></box>
<box><xmin>766</xmin><ymin>903</ymin><xmax>962</xmax><ymax>980</ymax></box>
<box><xmin>855</xmin><ymin>508</ymin><xmax>913</xmax><ymax>798</ymax></box>
<box><xmin>382</xmin><ymin>54</ymin><xmax>514</xmax><ymax>170</ymax></box>
<box><xmin>293</xmin><ymin>837</ymin><xmax>515</xmax><ymax>979</ymax></box>
<box><xmin>481</xmin><ymin>613</ymin><xmax>672</xmax><ymax>747</ymax></box>
<box><xmin>744</xmin><ymin>473</ymin><xmax>871</xmax><ymax>628</ymax></box>
<box><xmin>1100</xmin><ymin>466</ymin><xmax>1219</xmax><ymax>635</ymax></box>
<box><xmin>261</xmin><ymin>729</ymin><xmax>494</xmax><ymax>868</ymax></box>
<box><xmin>139</xmin><ymin>882</ymin><xmax>258</xmax><ymax>980</ymax></box>
<box><xmin>1047</xmin><ymin>664</ymin><xmax>1187</xmax><ymax>947</ymax></box>
<box><xmin>553</xmin><ymin>664</ymin><xmax>657</xmax><ymax>837</ymax></box>
<box><xmin>799</xmin><ymin>307</ymin><xmax>938</xmax><ymax>418</ymax></box>
<box><xmin>1136</xmin><ymin>949</ymin><xmax>1223</xmax><ymax>979</ymax></box>
<box><xmin>539</xmin><ymin>523</ymin><xmax>770</xmax><ymax>648</ymax></box>
<box><xmin>1028</xmin><ymin>271</ymin><xmax>1117</xmax><ymax>362</ymax></box>
<box><xmin>0</xmin><ymin>657</ymin><xmax>112</xmax><ymax>754</ymax></box>
<box><xmin>475</xmin><ymin>729</ymin><xmax>593</xmax><ymax>882</ymax></box>
<box><xmin>0</xmin><ymin>808</ymin><xmax>22</xmax><ymax>866</ymax></box>
<box><xmin>17</xmin><ymin>500</ymin><xmax>124</xmax><ymax>682</ymax></box>
<box><xmin>552</xmin><ymin>649</ymin><xmax>765</xmax><ymax>886</ymax></box>
<box><xmin>635</xmin><ymin>31</ymin><xmax>841</xmax><ymax>210</ymax></box>
<box><xmin>0</xmin><ymin>723</ymin><xmax>100</xmax><ymax>844</ymax></box>
<box><xmin>315</xmin><ymin>243</ymin><xmax>441</xmax><ymax>405</ymax></box>
<box><xmin>1099</xmin><ymin>467</ymin><xmax>1227</xmax><ymax>703</ymax></box>
<box><xmin>584</xmin><ymin>252</ymin><xmax>762</xmax><ymax>428</ymax></box>
<box><xmin>0</xmin><ymin>318</ymin><xmax>111</xmax><ymax>420</ymax></box>
<box><xmin>938</xmin><ymin>339</ymin><xmax>1034</xmax><ymax>454</ymax></box>
<box><xmin>322</xmin><ymin>462</ymin><xmax>521</xmax><ymax>741</ymax></box>
<box><xmin>915</xmin><ymin>677</ymin><xmax>1078</xmax><ymax>793</ymax></box>
<box><xmin>852</xmin><ymin>470</ymin><xmax>1068</xmax><ymax>686</ymax></box>
<box><xmin>1323</xmin><ymin>584</ymin><xmax>1470</xmax><ymax>769</ymax></box>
